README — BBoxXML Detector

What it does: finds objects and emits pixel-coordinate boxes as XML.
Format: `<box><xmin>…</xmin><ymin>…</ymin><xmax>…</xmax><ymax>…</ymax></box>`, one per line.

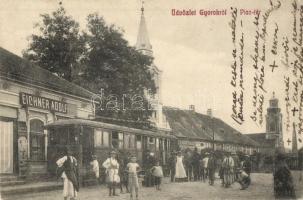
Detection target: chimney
<box><xmin>207</xmin><ymin>109</ymin><xmax>212</xmax><ymax>117</ymax></box>
<box><xmin>189</xmin><ymin>105</ymin><xmax>195</xmax><ymax>112</ymax></box>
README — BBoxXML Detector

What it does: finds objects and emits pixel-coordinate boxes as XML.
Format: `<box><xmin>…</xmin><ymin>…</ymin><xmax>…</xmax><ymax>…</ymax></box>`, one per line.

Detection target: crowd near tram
<box><xmin>45</xmin><ymin>119</ymin><xmax>297</xmax><ymax>200</ymax></box>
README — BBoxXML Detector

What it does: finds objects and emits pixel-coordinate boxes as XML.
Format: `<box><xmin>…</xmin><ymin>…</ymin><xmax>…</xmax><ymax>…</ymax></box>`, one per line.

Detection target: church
<box><xmin>246</xmin><ymin>92</ymin><xmax>284</xmax><ymax>154</ymax></box>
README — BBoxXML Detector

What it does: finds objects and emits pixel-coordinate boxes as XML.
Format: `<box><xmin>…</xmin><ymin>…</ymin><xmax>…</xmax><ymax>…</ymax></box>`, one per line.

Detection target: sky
<box><xmin>0</xmin><ymin>0</ymin><xmax>301</xmax><ymax>148</ymax></box>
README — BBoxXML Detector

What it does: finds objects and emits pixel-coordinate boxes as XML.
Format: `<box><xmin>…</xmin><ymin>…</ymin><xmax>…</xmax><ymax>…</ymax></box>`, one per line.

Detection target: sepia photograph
<box><xmin>0</xmin><ymin>0</ymin><xmax>302</xmax><ymax>199</ymax></box>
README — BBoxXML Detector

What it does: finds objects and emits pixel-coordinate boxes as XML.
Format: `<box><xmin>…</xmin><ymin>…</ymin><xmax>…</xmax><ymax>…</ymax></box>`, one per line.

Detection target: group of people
<box><xmin>55</xmin><ymin>147</ymin><xmax>297</xmax><ymax>200</ymax></box>
<box><xmin>168</xmin><ymin>148</ymin><xmax>252</xmax><ymax>190</ymax></box>
<box><xmin>56</xmin><ymin>148</ymin><xmax>164</xmax><ymax>200</ymax></box>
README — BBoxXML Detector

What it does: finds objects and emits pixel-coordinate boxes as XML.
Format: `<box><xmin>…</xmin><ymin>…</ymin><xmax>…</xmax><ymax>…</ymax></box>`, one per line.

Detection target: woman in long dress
<box><xmin>175</xmin><ymin>151</ymin><xmax>187</xmax><ymax>182</ymax></box>
<box><xmin>103</xmin><ymin>151</ymin><xmax>120</xmax><ymax>196</ymax></box>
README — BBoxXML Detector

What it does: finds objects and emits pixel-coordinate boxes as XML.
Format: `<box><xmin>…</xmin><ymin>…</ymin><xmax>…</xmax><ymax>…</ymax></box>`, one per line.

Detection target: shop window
<box><xmin>30</xmin><ymin>119</ymin><xmax>45</xmax><ymax>161</ymax></box>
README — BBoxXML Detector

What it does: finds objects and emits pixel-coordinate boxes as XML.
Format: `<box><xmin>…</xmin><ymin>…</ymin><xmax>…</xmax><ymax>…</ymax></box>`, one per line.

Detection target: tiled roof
<box><xmin>0</xmin><ymin>47</ymin><xmax>94</xmax><ymax>100</ymax></box>
<box><xmin>163</xmin><ymin>106</ymin><xmax>259</xmax><ymax>147</ymax></box>
<box><xmin>246</xmin><ymin>133</ymin><xmax>275</xmax><ymax>148</ymax></box>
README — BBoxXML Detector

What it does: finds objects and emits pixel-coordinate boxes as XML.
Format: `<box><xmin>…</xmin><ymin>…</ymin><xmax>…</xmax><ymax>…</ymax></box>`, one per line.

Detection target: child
<box><xmin>90</xmin><ymin>155</ymin><xmax>99</xmax><ymax>184</ymax></box>
<box><xmin>127</xmin><ymin>156</ymin><xmax>140</xmax><ymax>200</ymax></box>
<box><xmin>151</xmin><ymin>161</ymin><xmax>163</xmax><ymax>190</ymax></box>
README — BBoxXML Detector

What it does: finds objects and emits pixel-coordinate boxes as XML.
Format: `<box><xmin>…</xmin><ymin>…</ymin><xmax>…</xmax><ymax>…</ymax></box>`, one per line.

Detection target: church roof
<box><xmin>0</xmin><ymin>47</ymin><xmax>94</xmax><ymax>100</ymax></box>
<box><xmin>245</xmin><ymin>133</ymin><xmax>275</xmax><ymax>148</ymax></box>
<box><xmin>135</xmin><ymin>7</ymin><xmax>152</xmax><ymax>53</ymax></box>
<box><xmin>163</xmin><ymin>106</ymin><xmax>259</xmax><ymax>147</ymax></box>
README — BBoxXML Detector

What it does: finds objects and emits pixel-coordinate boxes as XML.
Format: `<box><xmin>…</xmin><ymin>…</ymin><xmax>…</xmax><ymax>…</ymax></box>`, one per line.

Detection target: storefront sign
<box><xmin>20</xmin><ymin>92</ymin><xmax>67</xmax><ymax>113</ymax></box>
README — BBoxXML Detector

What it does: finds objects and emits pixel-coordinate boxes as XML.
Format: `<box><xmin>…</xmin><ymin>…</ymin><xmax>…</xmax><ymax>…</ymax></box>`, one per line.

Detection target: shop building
<box><xmin>0</xmin><ymin>47</ymin><xmax>95</xmax><ymax>177</ymax></box>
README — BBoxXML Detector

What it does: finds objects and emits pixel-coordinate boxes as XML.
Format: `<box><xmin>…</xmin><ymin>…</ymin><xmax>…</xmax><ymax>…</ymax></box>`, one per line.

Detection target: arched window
<box><xmin>30</xmin><ymin>119</ymin><xmax>45</xmax><ymax>160</ymax></box>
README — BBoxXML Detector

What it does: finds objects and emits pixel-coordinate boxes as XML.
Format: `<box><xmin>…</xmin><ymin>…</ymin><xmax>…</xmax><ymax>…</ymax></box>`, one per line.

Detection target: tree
<box><xmin>23</xmin><ymin>7</ymin><xmax>85</xmax><ymax>81</ymax></box>
<box><xmin>78</xmin><ymin>13</ymin><xmax>156</xmax><ymax>123</ymax></box>
<box><xmin>23</xmin><ymin>8</ymin><xmax>156</xmax><ymax>124</ymax></box>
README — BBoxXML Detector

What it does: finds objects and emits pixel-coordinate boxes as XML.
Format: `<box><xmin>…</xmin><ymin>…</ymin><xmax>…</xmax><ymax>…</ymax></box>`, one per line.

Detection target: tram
<box><xmin>45</xmin><ymin>118</ymin><xmax>175</xmax><ymax>184</ymax></box>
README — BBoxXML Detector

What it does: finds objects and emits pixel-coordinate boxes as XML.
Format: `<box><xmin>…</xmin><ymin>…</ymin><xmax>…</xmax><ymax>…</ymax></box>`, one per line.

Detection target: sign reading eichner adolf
<box><xmin>20</xmin><ymin>92</ymin><xmax>67</xmax><ymax>114</ymax></box>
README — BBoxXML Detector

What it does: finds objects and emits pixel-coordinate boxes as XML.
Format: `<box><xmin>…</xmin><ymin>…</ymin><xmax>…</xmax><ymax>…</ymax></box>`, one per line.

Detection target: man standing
<box><xmin>103</xmin><ymin>151</ymin><xmax>120</xmax><ymax>196</ymax></box>
<box><xmin>231</xmin><ymin>151</ymin><xmax>239</xmax><ymax>183</ymax></box>
<box><xmin>202</xmin><ymin>153</ymin><xmax>209</xmax><ymax>182</ymax></box>
<box><xmin>56</xmin><ymin>147</ymin><xmax>79</xmax><ymax>200</ymax></box>
<box><xmin>223</xmin><ymin>152</ymin><xmax>234</xmax><ymax>188</ymax></box>
<box><xmin>191</xmin><ymin>147</ymin><xmax>201</xmax><ymax>181</ymax></box>
<box><xmin>168</xmin><ymin>151</ymin><xmax>177</xmax><ymax>182</ymax></box>
<box><xmin>207</xmin><ymin>152</ymin><xmax>216</xmax><ymax>186</ymax></box>
<box><xmin>242</xmin><ymin>155</ymin><xmax>251</xmax><ymax>176</ymax></box>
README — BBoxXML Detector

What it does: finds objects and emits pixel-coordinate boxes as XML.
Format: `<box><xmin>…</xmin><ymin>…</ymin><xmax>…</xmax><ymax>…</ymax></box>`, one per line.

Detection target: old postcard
<box><xmin>0</xmin><ymin>0</ymin><xmax>302</xmax><ymax>199</ymax></box>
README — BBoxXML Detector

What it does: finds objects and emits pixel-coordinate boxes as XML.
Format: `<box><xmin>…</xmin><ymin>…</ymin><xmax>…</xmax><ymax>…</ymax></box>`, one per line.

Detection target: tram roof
<box><xmin>45</xmin><ymin>118</ymin><xmax>175</xmax><ymax>139</ymax></box>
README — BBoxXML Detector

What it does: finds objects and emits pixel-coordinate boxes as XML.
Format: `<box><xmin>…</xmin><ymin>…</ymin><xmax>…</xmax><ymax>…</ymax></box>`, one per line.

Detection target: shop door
<box><xmin>0</xmin><ymin>121</ymin><xmax>13</xmax><ymax>173</ymax></box>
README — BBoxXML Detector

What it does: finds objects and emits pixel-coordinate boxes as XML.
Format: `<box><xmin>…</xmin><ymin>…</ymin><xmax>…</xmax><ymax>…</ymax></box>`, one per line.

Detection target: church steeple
<box><xmin>292</xmin><ymin>122</ymin><xmax>298</xmax><ymax>153</ymax></box>
<box><xmin>136</xmin><ymin>1</ymin><xmax>153</xmax><ymax>56</ymax></box>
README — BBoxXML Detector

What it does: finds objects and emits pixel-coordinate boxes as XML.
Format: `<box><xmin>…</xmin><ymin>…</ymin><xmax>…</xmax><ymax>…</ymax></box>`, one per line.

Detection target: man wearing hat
<box><xmin>207</xmin><ymin>152</ymin><xmax>216</xmax><ymax>185</ymax></box>
<box><xmin>56</xmin><ymin>147</ymin><xmax>79</xmax><ymax>200</ymax></box>
<box><xmin>103</xmin><ymin>150</ymin><xmax>120</xmax><ymax>196</ymax></box>
<box><xmin>222</xmin><ymin>151</ymin><xmax>234</xmax><ymax>188</ymax></box>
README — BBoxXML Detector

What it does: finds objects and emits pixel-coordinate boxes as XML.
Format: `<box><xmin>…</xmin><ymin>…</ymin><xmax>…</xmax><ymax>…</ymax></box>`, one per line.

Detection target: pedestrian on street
<box><xmin>56</xmin><ymin>147</ymin><xmax>79</xmax><ymax>200</ymax></box>
<box><xmin>202</xmin><ymin>153</ymin><xmax>210</xmax><ymax>182</ymax></box>
<box><xmin>273</xmin><ymin>151</ymin><xmax>296</xmax><ymax>199</ymax></box>
<box><xmin>191</xmin><ymin>147</ymin><xmax>201</xmax><ymax>181</ymax></box>
<box><xmin>118</xmin><ymin>152</ymin><xmax>129</xmax><ymax>193</ymax></box>
<box><xmin>231</xmin><ymin>151</ymin><xmax>239</xmax><ymax>183</ymax></box>
<box><xmin>237</xmin><ymin>169</ymin><xmax>251</xmax><ymax>190</ymax></box>
<box><xmin>102</xmin><ymin>150</ymin><xmax>120</xmax><ymax>196</ymax></box>
<box><xmin>175</xmin><ymin>151</ymin><xmax>187</xmax><ymax>182</ymax></box>
<box><xmin>168</xmin><ymin>151</ymin><xmax>177</xmax><ymax>182</ymax></box>
<box><xmin>90</xmin><ymin>154</ymin><xmax>100</xmax><ymax>184</ymax></box>
<box><xmin>143</xmin><ymin>151</ymin><xmax>156</xmax><ymax>187</ymax></box>
<box><xmin>184</xmin><ymin>149</ymin><xmax>193</xmax><ymax>181</ymax></box>
<box><xmin>222</xmin><ymin>152</ymin><xmax>234</xmax><ymax>188</ymax></box>
<box><xmin>242</xmin><ymin>155</ymin><xmax>251</xmax><ymax>176</ymax></box>
<box><xmin>126</xmin><ymin>155</ymin><xmax>140</xmax><ymax>200</ymax></box>
<box><xmin>207</xmin><ymin>152</ymin><xmax>216</xmax><ymax>186</ymax></box>
<box><xmin>151</xmin><ymin>160</ymin><xmax>164</xmax><ymax>190</ymax></box>
<box><xmin>219</xmin><ymin>156</ymin><xmax>225</xmax><ymax>186</ymax></box>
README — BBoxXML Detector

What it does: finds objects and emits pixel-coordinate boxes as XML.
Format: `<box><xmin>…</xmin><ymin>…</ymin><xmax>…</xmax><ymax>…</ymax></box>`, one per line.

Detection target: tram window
<box><xmin>118</xmin><ymin>132</ymin><xmax>123</xmax><ymax>149</ymax></box>
<box><xmin>156</xmin><ymin>138</ymin><xmax>159</xmax><ymax>150</ymax></box>
<box><xmin>103</xmin><ymin>131</ymin><xmax>109</xmax><ymax>147</ymax></box>
<box><xmin>130</xmin><ymin>135</ymin><xmax>135</xmax><ymax>149</ymax></box>
<box><xmin>94</xmin><ymin>129</ymin><xmax>102</xmax><ymax>147</ymax></box>
<box><xmin>69</xmin><ymin>129</ymin><xmax>78</xmax><ymax>144</ymax></box>
<box><xmin>149</xmin><ymin>137</ymin><xmax>155</xmax><ymax>144</ymax></box>
<box><xmin>124</xmin><ymin>134</ymin><xmax>130</xmax><ymax>149</ymax></box>
<box><xmin>136</xmin><ymin>135</ymin><xmax>142</xmax><ymax>150</ymax></box>
<box><xmin>59</xmin><ymin>130</ymin><xmax>68</xmax><ymax>145</ymax></box>
<box><xmin>112</xmin><ymin>131</ymin><xmax>123</xmax><ymax>149</ymax></box>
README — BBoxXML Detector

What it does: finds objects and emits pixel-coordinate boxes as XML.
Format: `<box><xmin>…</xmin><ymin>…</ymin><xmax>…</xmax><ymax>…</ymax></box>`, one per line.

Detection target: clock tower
<box><xmin>265</xmin><ymin>92</ymin><xmax>283</xmax><ymax>148</ymax></box>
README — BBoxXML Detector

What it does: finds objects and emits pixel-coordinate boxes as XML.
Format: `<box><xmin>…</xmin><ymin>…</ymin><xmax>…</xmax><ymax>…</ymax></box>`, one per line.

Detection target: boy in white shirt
<box><xmin>127</xmin><ymin>156</ymin><xmax>140</xmax><ymax>200</ymax></box>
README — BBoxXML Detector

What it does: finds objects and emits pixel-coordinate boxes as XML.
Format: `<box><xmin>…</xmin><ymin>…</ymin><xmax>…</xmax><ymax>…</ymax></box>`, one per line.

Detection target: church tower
<box><xmin>292</xmin><ymin>122</ymin><xmax>298</xmax><ymax>153</ymax></box>
<box><xmin>265</xmin><ymin>92</ymin><xmax>283</xmax><ymax>148</ymax></box>
<box><xmin>135</xmin><ymin>2</ymin><xmax>169</xmax><ymax>130</ymax></box>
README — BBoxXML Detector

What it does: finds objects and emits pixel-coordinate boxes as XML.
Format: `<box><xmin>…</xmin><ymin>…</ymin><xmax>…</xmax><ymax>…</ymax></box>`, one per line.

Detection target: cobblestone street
<box><xmin>3</xmin><ymin>173</ymin><xmax>299</xmax><ymax>200</ymax></box>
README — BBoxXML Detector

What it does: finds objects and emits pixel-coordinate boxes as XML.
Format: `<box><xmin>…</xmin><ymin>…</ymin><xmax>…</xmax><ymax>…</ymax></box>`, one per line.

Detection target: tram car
<box><xmin>45</xmin><ymin>118</ymin><xmax>175</xmax><ymax>184</ymax></box>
